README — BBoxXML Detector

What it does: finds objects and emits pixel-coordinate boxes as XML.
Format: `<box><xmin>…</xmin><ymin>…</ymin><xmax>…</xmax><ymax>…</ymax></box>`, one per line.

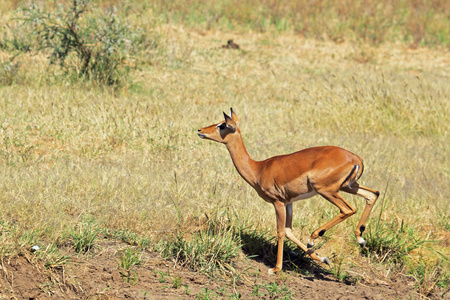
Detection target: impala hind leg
<box><xmin>340</xmin><ymin>184</ymin><xmax>379</xmax><ymax>247</ymax></box>
<box><xmin>307</xmin><ymin>191</ymin><xmax>356</xmax><ymax>248</ymax></box>
<box><xmin>284</xmin><ymin>203</ymin><xmax>330</xmax><ymax>265</ymax></box>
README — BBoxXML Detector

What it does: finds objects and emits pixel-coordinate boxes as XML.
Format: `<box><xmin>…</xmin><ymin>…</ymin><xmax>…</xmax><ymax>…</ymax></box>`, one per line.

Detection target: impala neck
<box><xmin>225</xmin><ymin>134</ymin><xmax>259</xmax><ymax>187</ymax></box>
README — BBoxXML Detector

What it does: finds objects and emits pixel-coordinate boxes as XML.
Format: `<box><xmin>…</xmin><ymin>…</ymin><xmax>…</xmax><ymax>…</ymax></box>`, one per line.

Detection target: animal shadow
<box><xmin>237</xmin><ymin>228</ymin><xmax>335</xmax><ymax>281</ymax></box>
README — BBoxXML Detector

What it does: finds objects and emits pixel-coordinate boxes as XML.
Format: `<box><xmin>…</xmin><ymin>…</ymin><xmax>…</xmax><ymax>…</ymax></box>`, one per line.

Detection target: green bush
<box><xmin>17</xmin><ymin>0</ymin><xmax>145</xmax><ymax>85</ymax></box>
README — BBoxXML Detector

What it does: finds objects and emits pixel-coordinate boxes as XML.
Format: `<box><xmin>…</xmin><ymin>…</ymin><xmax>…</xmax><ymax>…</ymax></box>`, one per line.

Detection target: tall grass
<box><xmin>148</xmin><ymin>0</ymin><xmax>449</xmax><ymax>47</ymax></box>
<box><xmin>3</xmin><ymin>1</ymin><xmax>447</xmax><ymax>48</ymax></box>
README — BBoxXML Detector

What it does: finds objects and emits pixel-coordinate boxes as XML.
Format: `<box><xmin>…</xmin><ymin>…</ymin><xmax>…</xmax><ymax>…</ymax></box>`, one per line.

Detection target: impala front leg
<box><xmin>269</xmin><ymin>200</ymin><xmax>286</xmax><ymax>274</ymax></box>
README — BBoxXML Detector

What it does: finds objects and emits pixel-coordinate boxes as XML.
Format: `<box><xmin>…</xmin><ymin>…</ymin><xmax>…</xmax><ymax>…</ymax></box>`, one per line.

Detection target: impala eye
<box><xmin>218</xmin><ymin>123</ymin><xmax>226</xmax><ymax>130</ymax></box>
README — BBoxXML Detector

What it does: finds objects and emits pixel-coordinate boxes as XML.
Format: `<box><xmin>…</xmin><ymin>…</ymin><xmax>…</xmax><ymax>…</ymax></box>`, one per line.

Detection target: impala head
<box><xmin>197</xmin><ymin>108</ymin><xmax>240</xmax><ymax>144</ymax></box>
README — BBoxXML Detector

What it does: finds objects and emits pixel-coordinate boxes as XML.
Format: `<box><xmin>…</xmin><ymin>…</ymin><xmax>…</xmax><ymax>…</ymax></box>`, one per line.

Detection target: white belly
<box><xmin>289</xmin><ymin>191</ymin><xmax>317</xmax><ymax>203</ymax></box>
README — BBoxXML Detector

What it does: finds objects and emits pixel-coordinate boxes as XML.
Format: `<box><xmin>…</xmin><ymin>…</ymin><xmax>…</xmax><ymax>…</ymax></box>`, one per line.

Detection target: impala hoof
<box><xmin>357</xmin><ymin>237</ymin><xmax>366</xmax><ymax>248</ymax></box>
<box><xmin>268</xmin><ymin>268</ymin><xmax>279</xmax><ymax>275</ymax></box>
<box><xmin>321</xmin><ymin>257</ymin><xmax>330</xmax><ymax>265</ymax></box>
<box><xmin>307</xmin><ymin>239</ymin><xmax>314</xmax><ymax>248</ymax></box>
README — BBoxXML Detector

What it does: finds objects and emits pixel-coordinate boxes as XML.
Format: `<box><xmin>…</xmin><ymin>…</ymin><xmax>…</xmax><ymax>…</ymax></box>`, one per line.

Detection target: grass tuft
<box><xmin>158</xmin><ymin>211</ymin><xmax>242</xmax><ymax>274</ymax></box>
<box><xmin>408</xmin><ymin>259</ymin><xmax>450</xmax><ymax>297</ymax></box>
<box><xmin>118</xmin><ymin>248</ymin><xmax>141</xmax><ymax>284</ymax></box>
<box><xmin>362</xmin><ymin>218</ymin><xmax>428</xmax><ymax>264</ymax></box>
<box><xmin>70</xmin><ymin>215</ymin><xmax>100</xmax><ymax>253</ymax></box>
<box><xmin>158</xmin><ymin>226</ymin><xmax>241</xmax><ymax>275</ymax></box>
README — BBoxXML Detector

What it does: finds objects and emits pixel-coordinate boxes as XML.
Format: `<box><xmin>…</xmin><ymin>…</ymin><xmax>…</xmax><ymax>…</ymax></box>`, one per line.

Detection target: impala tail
<box><xmin>341</xmin><ymin>162</ymin><xmax>364</xmax><ymax>189</ymax></box>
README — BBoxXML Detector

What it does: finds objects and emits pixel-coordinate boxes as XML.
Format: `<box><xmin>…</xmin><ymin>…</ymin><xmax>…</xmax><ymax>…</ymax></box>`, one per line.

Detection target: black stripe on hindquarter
<box><xmin>340</xmin><ymin>164</ymin><xmax>359</xmax><ymax>188</ymax></box>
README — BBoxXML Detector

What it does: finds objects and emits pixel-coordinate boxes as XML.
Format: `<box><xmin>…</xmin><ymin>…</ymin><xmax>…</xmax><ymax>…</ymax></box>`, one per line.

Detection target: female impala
<box><xmin>197</xmin><ymin>108</ymin><xmax>379</xmax><ymax>274</ymax></box>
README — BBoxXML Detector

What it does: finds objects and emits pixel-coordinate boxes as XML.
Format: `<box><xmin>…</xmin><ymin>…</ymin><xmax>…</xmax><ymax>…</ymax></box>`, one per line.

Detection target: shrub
<box><xmin>16</xmin><ymin>0</ymin><xmax>145</xmax><ymax>85</ymax></box>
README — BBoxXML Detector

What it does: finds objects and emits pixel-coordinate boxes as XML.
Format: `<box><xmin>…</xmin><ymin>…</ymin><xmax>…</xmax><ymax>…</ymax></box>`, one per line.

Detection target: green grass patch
<box><xmin>408</xmin><ymin>259</ymin><xmax>450</xmax><ymax>297</ymax></box>
<box><xmin>118</xmin><ymin>248</ymin><xmax>141</xmax><ymax>285</ymax></box>
<box><xmin>69</xmin><ymin>215</ymin><xmax>100</xmax><ymax>253</ymax></box>
<box><xmin>158</xmin><ymin>222</ymin><xmax>242</xmax><ymax>275</ymax></box>
<box><xmin>362</xmin><ymin>218</ymin><xmax>428</xmax><ymax>264</ymax></box>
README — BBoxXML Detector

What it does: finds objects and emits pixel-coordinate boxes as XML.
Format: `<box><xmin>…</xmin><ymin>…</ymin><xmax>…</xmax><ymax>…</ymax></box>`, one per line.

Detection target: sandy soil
<box><xmin>0</xmin><ymin>239</ymin><xmax>447</xmax><ymax>300</ymax></box>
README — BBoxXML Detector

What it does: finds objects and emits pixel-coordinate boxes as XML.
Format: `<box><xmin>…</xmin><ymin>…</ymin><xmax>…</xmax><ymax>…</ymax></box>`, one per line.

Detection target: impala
<box><xmin>197</xmin><ymin>108</ymin><xmax>379</xmax><ymax>274</ymax></box>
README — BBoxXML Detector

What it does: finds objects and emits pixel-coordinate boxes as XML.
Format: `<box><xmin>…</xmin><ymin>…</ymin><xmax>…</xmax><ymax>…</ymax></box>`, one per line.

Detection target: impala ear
<box><xmin>230</xmin><ymin>107</ymin><xmax>239</xmax><ymax>126</ymax></box>
<box><xmin>223</xmin><ymin>111</ymin><xmax>237</xmax><ymax>132</ymax></box>
<box><xmin>223</xmin><ymin>111</ymin><xmax>231</xmax><ymax>121</ymax></box>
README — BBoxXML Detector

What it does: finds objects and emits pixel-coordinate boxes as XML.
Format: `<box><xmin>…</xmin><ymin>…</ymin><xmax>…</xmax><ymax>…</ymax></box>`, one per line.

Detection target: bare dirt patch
<box><xmin>0</xmin><ymin>239</ymin><xmax>444</xmax><ymax>299</ymax></box>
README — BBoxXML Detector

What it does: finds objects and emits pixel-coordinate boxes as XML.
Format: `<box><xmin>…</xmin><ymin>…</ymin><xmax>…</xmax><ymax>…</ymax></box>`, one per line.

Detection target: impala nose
<box><xmin>197</xmin><ymin>129</ymin><xmax>205</xmax><ymax>139</ymax></box>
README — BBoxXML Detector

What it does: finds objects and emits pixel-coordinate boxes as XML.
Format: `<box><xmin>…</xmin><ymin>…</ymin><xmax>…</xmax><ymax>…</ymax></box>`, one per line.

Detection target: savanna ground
<box><xmin>0</xmin><ymin>0</ymin><xmax>449</xmax><ymax>299</ymax></box>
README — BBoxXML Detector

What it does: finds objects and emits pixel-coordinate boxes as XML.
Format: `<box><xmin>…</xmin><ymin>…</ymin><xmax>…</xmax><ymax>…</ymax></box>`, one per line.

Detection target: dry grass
<box><xmin>0</xmin><ymin>0</ymin><xmax>449</xmax><ymax>296</ymax></box>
